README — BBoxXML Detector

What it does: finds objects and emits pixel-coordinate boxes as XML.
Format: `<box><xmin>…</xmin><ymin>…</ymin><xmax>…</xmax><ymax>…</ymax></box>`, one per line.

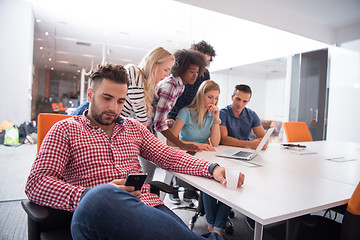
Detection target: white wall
<box><xmin>264</xmin><ymin>73</ymin><xmax>287</xmax><ymax>121</ymax></box>
<box><xmin>211</xmin><ymin>69</ymin><xmax>287</xmax><ymax>122</ymax></box>
<box><xmin>326</xmin><ymin>47</ymin><xmax>360</xmax><ymax>143</ymax></box>
<box><xmin>0</xmin><ymin>0</ymin><xmax>34</xmax><ymax>125</ymax></box>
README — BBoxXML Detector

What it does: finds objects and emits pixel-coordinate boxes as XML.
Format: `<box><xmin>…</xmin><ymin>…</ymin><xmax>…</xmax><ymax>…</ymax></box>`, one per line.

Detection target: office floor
<box><xmin>0</xmin><ymin>144</ymin><xmax>281</xmax><ymax>240</ymax></box>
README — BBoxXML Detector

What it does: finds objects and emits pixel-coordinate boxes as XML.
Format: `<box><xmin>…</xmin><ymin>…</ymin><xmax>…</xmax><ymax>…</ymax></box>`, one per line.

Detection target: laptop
<box><xmin>216</xmin><ymin>127</ymin><xmax>275</xmax><ymax>161</ymax></box>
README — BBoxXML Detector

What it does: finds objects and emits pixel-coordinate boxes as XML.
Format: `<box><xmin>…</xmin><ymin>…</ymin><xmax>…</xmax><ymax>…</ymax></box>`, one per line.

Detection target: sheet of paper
<box><xmin>289</xmin><ymin>149</ymin><xmax>317</xmax><ymax>155</ymax></box>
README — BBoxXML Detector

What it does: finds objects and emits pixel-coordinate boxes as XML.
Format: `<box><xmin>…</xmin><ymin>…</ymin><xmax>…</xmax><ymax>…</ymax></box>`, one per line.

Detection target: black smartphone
<box><xmin>125</xmin><ymin>173</ymin><xmax>148</xmax><ymax>191</ymax></box>
<box><xmin>186</xmin><ymin>151</ymin><xmax>196</xmax><ymax>156</ymax></box>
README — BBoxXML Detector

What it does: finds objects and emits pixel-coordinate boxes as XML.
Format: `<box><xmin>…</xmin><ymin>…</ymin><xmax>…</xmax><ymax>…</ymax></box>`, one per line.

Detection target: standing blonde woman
<box><xmin>123</xmin><ymin>47</ymin><xmax>174</xmax><ymax>125</ymax></box>
<box><xmin>123</xmin><ymin>47</ymin><xmax>174</xmax><ymax>181</ymax></box>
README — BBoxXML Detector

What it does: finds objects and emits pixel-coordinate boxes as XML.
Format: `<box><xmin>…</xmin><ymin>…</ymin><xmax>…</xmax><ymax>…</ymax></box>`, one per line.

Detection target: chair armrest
<box><xmin>21</xmin><ymin>199</ymin><xmax>50</xmax><ymax>222</ymax></box>
<box><xmin>149</xmin><ymin>181</ymin><xmax>174</xmax><ymax>196</ymax></box>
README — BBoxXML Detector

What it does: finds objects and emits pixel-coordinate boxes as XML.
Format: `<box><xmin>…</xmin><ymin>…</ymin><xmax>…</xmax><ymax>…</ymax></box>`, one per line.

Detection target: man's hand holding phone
<box><xmin>109</xmin><ymin>173</ymin><xmax>147</xmax><ymax>199</ymax></box>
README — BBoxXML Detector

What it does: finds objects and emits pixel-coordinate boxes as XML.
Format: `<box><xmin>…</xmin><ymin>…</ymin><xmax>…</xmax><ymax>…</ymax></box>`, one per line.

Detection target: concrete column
<box><xmin>0</xmin><ymin>0</ymin><xmax>34</xmax><ymax>125</ymax></box>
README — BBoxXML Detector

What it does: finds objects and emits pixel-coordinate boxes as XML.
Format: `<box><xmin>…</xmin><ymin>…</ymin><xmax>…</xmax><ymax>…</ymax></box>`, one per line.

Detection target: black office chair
<box><xmin>170</xmin><ymin>177</ymin><xmax>234</xmax><ymax>235</ymax></box>
<box><xmin>264</xmin><ymin>182</ymin><xmax>360</xmax><ymax>240</ymax></box>
<box><xmin>186</xmin><ymin>192</ymin><xmax>235</xmax><ymax>235</ymax></box>
<box><xmin>22</xmin><ymin>181</ymin><xmax>174</xmax><ymax>240</ymax></box>
<box><xmin>264</xmin><ymin>213</ymin><xmax>342</xmax><ymax>240</ymax></box>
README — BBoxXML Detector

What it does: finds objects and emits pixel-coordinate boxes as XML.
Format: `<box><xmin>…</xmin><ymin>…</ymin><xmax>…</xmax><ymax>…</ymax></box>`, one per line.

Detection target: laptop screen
<box><xmin>253</xmin><ymin>128</ymin><xmax>275</xmax><ymax>154</ymax></box>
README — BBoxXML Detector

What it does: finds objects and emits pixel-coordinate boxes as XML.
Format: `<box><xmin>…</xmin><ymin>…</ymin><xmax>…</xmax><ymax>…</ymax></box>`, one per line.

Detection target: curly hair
<box><xmin>171</xmin><ymin>49</ymin><xmax>206</xmax><ymax>78</ymax></box>
<box><xmin>190</xmin><ymin>40</ymin><xmax>216</xmax><ymax>62</ymax></box>
<box><xmin>90</xmin><ymin>64</ymin><xmax>129</xmax><ymax>90</ymax></box>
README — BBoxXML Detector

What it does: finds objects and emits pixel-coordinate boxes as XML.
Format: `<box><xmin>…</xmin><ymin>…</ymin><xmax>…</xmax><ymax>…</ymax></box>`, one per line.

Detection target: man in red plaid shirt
<box><xmin>25</xmin><ymin>63</ymin><xmax>244</xmax><ymax>240</ymax></box>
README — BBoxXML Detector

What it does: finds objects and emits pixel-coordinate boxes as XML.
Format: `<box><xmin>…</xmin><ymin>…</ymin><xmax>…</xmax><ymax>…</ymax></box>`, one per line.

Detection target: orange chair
<box><xmin>347</xmin><ymin>182</ymin><xmax>360</xmax><ymax>215</ymax></box>
<box><xmin>51</xmin><ymin>103</ymin><xmax>67</xmax><ymax>113</ymax></box>
<box><xmin>283</xmin><ymin>122</ymin><xmax>312</xmax><ymax>142</ymax></box>
<box><xmin>37</xmin><ymin>113</ymin><xmax>73</xmax><ymax>152</ymax></box>
<box><xmin>341</xmin><ymin>181</ymin><xmax>360</xmax><ymax>240</ymax></box>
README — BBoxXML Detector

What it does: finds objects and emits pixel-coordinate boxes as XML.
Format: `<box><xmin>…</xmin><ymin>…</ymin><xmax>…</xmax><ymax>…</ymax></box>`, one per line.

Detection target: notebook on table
<box><xmin>216</xmin><ymin>128</ymin><xmax>275</xmax><ymax>161</ymax></box>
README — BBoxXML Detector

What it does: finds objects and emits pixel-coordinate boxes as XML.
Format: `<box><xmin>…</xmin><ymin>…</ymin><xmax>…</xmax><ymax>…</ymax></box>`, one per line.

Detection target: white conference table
<box><xmin>165</xmin><ymin>141</ymin><xmax>360</xmax><ymax>240</ymax></box>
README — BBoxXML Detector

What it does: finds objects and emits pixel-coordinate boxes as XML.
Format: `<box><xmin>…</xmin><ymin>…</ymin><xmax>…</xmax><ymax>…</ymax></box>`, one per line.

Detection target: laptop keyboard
<box><xmin>233</xmin><ymin>151</ymin><xmax>252</xmax><ymax>158</ymax></box>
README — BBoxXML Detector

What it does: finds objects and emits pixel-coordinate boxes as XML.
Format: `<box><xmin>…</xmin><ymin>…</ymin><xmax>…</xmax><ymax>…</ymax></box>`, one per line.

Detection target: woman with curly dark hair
<box><xmin>148</xmin><ymin>49</ymin><xmax>206</xmax><ymax>152</ymax></box>
<box><xmin>169</xmin><ymin>40</ymin><xmax>216</xmax><ymax>122</ymax></box>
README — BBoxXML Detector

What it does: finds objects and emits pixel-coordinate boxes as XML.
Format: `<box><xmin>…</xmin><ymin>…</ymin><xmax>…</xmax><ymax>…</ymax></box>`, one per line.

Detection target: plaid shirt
<box><xmin>169</xmin><ymin>69</ymin><xmax>210</xmax><ymax>120</ymax></box>
<box><xmin>25</xmin><ymin>115</ymin><xmax>212</xmax><ymax>212</ymax></box>
<box><xmin>148</xmin><ymin>74</ymin><xmax>184</xmax><ymax>132</ymax></box>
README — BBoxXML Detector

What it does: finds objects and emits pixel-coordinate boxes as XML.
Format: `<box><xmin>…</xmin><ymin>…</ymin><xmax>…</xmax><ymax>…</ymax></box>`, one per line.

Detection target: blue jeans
<box><xmin>71</xmin><ymin>184</ymin><xmax>223</xmax><ymax>240</ymax></box>
<box><xmin>202</xmin><ymin>193</ymin><xmax>232</xmax><ymax>232</ymax></box>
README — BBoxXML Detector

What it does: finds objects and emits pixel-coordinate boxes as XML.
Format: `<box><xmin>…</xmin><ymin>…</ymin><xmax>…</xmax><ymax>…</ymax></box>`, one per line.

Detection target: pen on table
<box><xmin>281</xmin><ymin>144</ymin><xmax>307</xmax><ymax>148</ymax></box>
<box><xmin>326</xmin><ymin>157</ymin><xmax>344</xmax><ymax>160</ymax></box>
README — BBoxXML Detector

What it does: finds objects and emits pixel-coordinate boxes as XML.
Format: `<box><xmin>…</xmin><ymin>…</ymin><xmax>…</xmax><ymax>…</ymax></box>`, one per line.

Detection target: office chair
<box><xmin>171</xmin><ymin>184</ymin><xmax>234</xmax><ymax>234</ymax></box>
<box><xmin>22</xmin><ymin>113</ymin><xmax>174</xmax><ymax>240</ymax></box>
<box><xmin>264</xmin><ymin>182</ymin><xmax>360</xmax><ymax>240</ymax></box>
<box><xmin>36</xmin><ymin>113</ymin><xmax>73</xmax><ymax>153</ymax></box>
<box><xmin>341</xmin><ymin>181</ymin><xmax>360</xmax><ymax>240</ymax></box>
<box><xmin>283</xmin><ymin>122</ymin><xmax>312</xmax><ymax>142</ymax></box>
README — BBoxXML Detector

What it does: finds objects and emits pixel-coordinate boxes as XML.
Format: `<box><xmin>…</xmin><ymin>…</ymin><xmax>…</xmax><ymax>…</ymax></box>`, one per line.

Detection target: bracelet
<box><xmin>213</xmin><ymin>119</ymin><xmax>221</xmax><ymax>125</ymax></box>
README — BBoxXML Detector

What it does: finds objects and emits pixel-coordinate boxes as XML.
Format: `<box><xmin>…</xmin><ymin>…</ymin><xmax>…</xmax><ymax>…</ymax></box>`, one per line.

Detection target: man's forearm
<box><xmin>220</xmin><ymin>136</ymin><xmax>250</xmax><ymax>148</ymax></box>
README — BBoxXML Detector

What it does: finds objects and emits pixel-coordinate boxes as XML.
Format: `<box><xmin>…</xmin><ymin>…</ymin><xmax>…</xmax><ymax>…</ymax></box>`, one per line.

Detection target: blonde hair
<box><xmin>187</xmin><ymin>80</ymin><xmax>220</xmax><ymax>127</ymax></box>
<box><xmin>138</xmin><ymin>47</ymin><xmax>174</xmax><ymax>117</ymax></box>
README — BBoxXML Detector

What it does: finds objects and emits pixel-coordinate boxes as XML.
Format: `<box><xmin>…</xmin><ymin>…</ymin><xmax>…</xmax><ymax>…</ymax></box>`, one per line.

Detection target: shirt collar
<box><xmin>172</xmin><ymin>75</ymin><xmax>184</xmax><ymax>87</ymax></box>
<box><xmin>228</xmin><ymin>105</ymin><xmax>240</xmax><ymax>119</ymax></box>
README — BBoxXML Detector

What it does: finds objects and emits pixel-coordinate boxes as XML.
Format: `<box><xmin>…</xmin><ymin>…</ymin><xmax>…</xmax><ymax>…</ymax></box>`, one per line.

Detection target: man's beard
<box><xmin>90</xmin><ymin>98</ymin><xmax>117</xmax><ymax>126</ymax></box>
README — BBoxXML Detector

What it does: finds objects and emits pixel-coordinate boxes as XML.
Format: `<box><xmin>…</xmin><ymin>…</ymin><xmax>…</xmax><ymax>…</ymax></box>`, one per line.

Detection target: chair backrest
<box><xmin>37</xmin><ymin>113</ymin><xmax>73</xmax><ymax>153</ymax></box>
<box><xmin>283</xmin><ymin>122</ymin><xmax>312</xmax><ymax>142</ymax></box>
<box><xmin>347</xmin><ymin>182</ymin><xmax>360</xmax><ymax>215</ymax></box>
<box><xmin>341</xmin><ymin>182</ymin><xmax>360</xmax><ymax>240</ymax></box>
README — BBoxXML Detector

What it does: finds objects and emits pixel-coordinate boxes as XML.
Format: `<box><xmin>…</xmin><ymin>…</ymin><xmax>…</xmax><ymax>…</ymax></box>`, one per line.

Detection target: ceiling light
<box><xmin>51</xmin><ymin>67</ymin><xmax>54</xmax><ymax>70</ymax></box>
<box><xmin>36</xmin><ymin>19</ymin><xmax>42</xmax><ymax>23</ymax></box>
<box><xmin>40</xmin><ymin>46</ymin><xmax>43</xmax><ymax>50</ymax></box>
<box><xmin>57</xmin><ymin>60</ymin><xmax>69</xmax><ymax>64</ymax></box>
<box><xmin>82</xmin><ymin>54</ymin><xmax>95</xmax><ymax>58</ymax></box>
<box><xmin>45</xmin><ymin>32</ymin><xmax>49</xmax><ymax>36</ymax></box>
<box><xmin>48</xmin><ymin>58</ymin><xmax>52</xmax><ymax>61</ymax></box>
<box><xmin>121</xmin><ymin>58</ymin><xmax>133</xmax><ymax>62</ymax></box>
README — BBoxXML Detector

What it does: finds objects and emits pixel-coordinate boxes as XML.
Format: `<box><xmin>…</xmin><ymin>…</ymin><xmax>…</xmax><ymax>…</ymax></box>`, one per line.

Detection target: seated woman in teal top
<box><xmin>169</xmin><ymin>80</ymin><xmax>221</xmax><ymax>151</ymax></box>
<box><xmin>168</xmin><ymin>80</ymin><xmax>230</xmax><ymax>238</ymax></box>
